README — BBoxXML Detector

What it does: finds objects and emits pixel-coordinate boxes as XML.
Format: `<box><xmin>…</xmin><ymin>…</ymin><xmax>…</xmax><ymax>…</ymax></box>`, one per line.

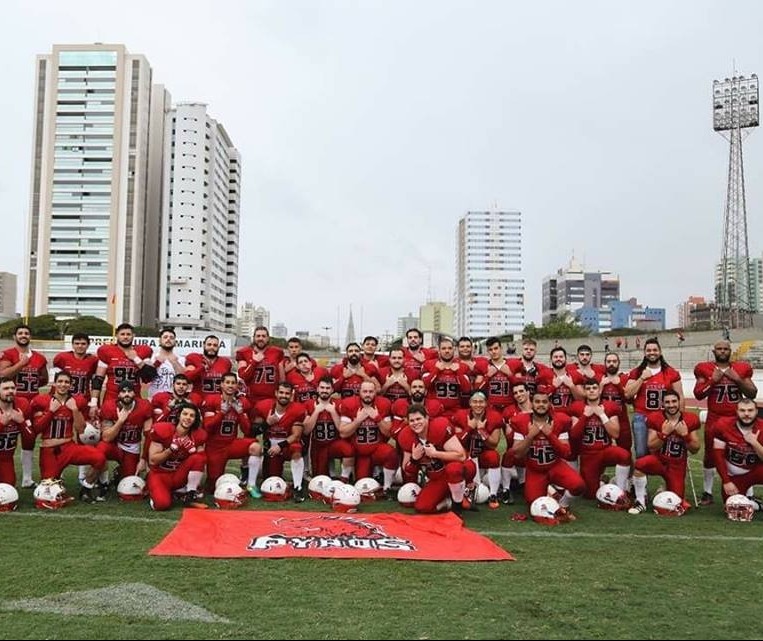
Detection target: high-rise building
<box><xmin>542</xmin><ymin>257</ymin><xmax>620</xmax><ymax>325</ymax></box>
<box><xmin>455</xmin><ymin>210</ymin><xmax>524</xmax><ymax>338</ymax></box>
<box><xmin>677</xmin><ymin>296</ymin><xmax>708</xmax><ymax>329</ymax></box>
<box><xmin>237</xmin><ymin>303</ymin><xmax>269</xmax><ymax>338</ymax></box>
<box><xmin>397</xmin><ymin>312</ymin><xmax>419</xmax><ymax>338</ymax></box>
<box><xmin>159</xmin><ymin>102</ymin><xmax>240</xmax><ymax>333</ymax></box>
<box><xmin>419</xmin><ymin>301</ymin><xmax>454</xmax><ymax>336</ymax></box>
<box><xmin>0</xmin><ymin>272</ymin><xmax>17</xmax><ymax>321</ymax></box>
<box><xmin>272</xmin><ymin>322</ymin><xmax>288</xmax><ymax>339</ymax></box>
<box><xmin>25</xmin><ymin>44</ymin><xmax>168</xmax><ymax>326</ymax></box>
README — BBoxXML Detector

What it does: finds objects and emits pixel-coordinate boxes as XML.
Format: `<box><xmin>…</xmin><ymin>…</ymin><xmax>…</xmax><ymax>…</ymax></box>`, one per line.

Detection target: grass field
<box><xmin>0</xmin><ymin>452</ymin><xmax>761</xmax><ymax>641</ymax></box>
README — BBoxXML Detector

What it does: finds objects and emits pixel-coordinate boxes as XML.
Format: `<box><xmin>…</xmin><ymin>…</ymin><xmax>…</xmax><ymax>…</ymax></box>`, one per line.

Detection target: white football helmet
<box><xmin>33</xmin><ymin>479</ymin><xmax>72</xmax><ymax>510</ymax></box>
<box><xmin>354</xmin><ymin>477</ymin><xmax>381</xmax><ymax>502</ymax></box>
<box><xmin>652</xmin><ymin>491</ymin><xmax>685</xmax><ymax>516</ymax></box>
<box><xmin>79</xmin><ymin>422</ymin><xmax>101</xmax><ymax>445</ymax></box>
<box><xmin>725</xmin><ymin>494</ymin><xmax>756</xmax><ymax>522</ymax></box>
<box><xmin>214</xmin><ymin>481</ymin><xmax>248</xmax><ymax>509</ymax></box>
<box><xmin>596</xmin><ymin>483</ymin><xmax>630</xmax><ymax>511</ymax></box>
<box><xmin>332</xmin><ymin>484</ymin><xmax>362</xmax><ymax>513</ymax></box>
<box><xmin>474</xmin><ymin>483</ymin><xmax>491</xmax><ymax>505</ymax></box>
<box><xmin>530</xmin><ymin>496</ymin><xmax>565</xmax><ymax>526</ymax></box>
<box><xmin>215</xmin><ymin>473</ymin><xmax>241</xmax><ymax>490</ymax></box>
<box><xmin>0</xmin><ymin>483</ymin><xmax>18</xmax><ymax>511</ymax></box>
<box><xmin>261</xmin><ymin>476</ymin><xmax>289</xmax><ymax>502</ymax></box>
<box><xmin>308</xmin><ymin>475</ymin><xmax>331</xmax><ymax>500</ymax></box>
<box><xmin>116</xmin><ymin>475</ymin><xmax>146</xmax><ymax>501</ymax></box>
<box><xmin>321</xmin><ymin>479</ymin><xmax>345</xmax><ymax>504</ymax></box>
<box><xmin>397</xmin><ymin>482</ymin><xmax>421</xmax><ymax>508</ymax></box>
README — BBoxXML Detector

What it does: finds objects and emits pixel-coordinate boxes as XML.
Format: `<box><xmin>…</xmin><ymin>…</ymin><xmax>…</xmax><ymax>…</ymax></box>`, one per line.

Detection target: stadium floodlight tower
<box><xmin>713</xmin><ymin>73</ymin><xmax>759</xmax><ymax>329</ymax></box>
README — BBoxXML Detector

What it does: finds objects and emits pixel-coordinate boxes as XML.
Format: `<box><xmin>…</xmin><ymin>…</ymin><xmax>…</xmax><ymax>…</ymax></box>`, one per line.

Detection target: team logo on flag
<box><xmin>247</xmin><ymin>514</ymin><xmax>416</xmax><ymax>551</ymax></box>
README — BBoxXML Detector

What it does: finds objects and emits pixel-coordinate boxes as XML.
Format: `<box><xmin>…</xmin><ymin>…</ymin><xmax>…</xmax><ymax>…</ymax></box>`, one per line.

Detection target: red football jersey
<box><xmin>184</xmin><ymin>353</ymin><xmax>233</xmax><ymax>396</ymax></box>
<box><xmin>511</xmin><ymin>413</ymin><xmax>571</xmax><ymax>470</ymax></box>
<box><xmin>567</xmin><ymin>401</ymin><xmax>622</xmax><ymax>452</ymax></box>
<box><xmin>646</xmin><ymin>410</ymin><xmax>700</xmax><ymax>464</ymax></box>
<box><xmin>150</xmin><ymin>421</ymin><xmax>207</xmax><ymax>472</ymax></box>
<box><xmin>694</xmin><ymin>361</ymin><xmax>754</xmax><ymax>417</ymax></box>
<box><xmin>0</xmin><ymin>398</ymin><xmax>30</xmax><ymax>454</ymax></box>
<box><xmin>1</xmin><ymin>348</ymin><xmax>48</xmax><ymax>400</ymax></box>
<box><xmin>339</xmin><ymin>396</ymin><xmax>392</xmax><ymax>453</ymax></box>
<box><xmin>97</xmin><ymin>344</ymin><xmax>153</xmax><ymax>399</ymax></box>
<box><xmin>100</xmin><ymin>398</ymin><xmax>153</xmax><ymax>450</ymax></box>
<box><xmin>628</xmin><ymin>366</ymin><xmax>681</xmax><ymax>414</ymax></box>
<box><xmin>202</xmin><ymin>394</ymin><xmax>252</xmax><ymax>441</ymax></box>
<box><xmin>253</xmin><ymin>399</ymin><xmax>306</xmax><ymax>441</ymax></box>
<box><xmin>53</xmin><ymin>351</ymin><xmax>99</xmax><ymax>396</ymax></box>
<box><xmin>236</xmin><ymin>346</ymin><xmax>284</xmax><ymax>400</ymax></box>
<box><xmin>31</xmin><ymin>394</ymin><xmax>88</xmax><ymax>440</ymax></box>
<box><xmin>397</xmin><ymin>417</ymin><xmax>454</xmax><ymax>476</ymax></box>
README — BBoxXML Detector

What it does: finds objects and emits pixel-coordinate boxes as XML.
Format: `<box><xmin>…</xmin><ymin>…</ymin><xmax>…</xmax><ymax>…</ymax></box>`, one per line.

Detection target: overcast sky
<box><xmin>3</xmin><ymin>0</ymin><xmax>763</xmax><ymax>341</ymax></box>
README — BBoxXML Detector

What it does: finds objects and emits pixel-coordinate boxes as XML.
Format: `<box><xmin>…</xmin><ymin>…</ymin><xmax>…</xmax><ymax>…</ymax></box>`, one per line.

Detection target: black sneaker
<box><xmin>95</xmin><ymin>482</ymin><xmax>109</xmax><ymax>502</ymax></box>
<box><xmin>79</xmin><ymin>486</ymin><xmax>95</xmax><ymax>503</ymax></box>
<box><xmin>500</xmin><ymin>489</ymin><xmax>515</xmax><ymax>505</ymax></box>
<box><xmin>182</xmin><ymin>490</ymin><xmax>199</xmax><ymax>505</ymax></box>
<box><xmin>293</xmin><ymin>486</ymin><xmax>306</xmax><ymax>503</ymax></box>
<box><xmin>450</xmin><ymin>502</ymin><xmax>464</xmax><ymax>518</ymax></box>
<box><xmin>700</xmin><ymin>492</ymin><xmax>713</xmax><ymax>506</ymax></box>
<box><xmin>239</xmin><ymin>465</ymin><xmax>249</xmax><ymax>486</ymax></box>
<box><xmin>628</xmin><ymin>501</ymin><xmax>647</xmax><ymax>515</ymax></box>
<box><xmin>384</xmin><ymin>487</ymin><xmax>397</xmax><ymax>502</ymax></box>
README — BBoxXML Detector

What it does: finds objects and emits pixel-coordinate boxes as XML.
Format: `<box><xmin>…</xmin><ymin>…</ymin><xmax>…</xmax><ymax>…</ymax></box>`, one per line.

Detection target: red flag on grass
<box><xmin>150</xmin><ymin>510</ymin><xmax>513</xmax><ymax>561</ymax></box>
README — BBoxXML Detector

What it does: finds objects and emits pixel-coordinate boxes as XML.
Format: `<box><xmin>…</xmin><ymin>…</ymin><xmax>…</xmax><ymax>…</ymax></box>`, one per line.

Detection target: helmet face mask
<box><xmin>725</xmin><ymin>494</ymin><xmax>756</xmax><ymax>522</ymax></box>
<box><xmin>354</xmin><ymin>477</ymin><xmax>381</xmax><ymax>502</ymax></box>
<box><xmin>33</xmin><ymin>479</ymin><xmax>72</xmax><ymax>509</ymax></box>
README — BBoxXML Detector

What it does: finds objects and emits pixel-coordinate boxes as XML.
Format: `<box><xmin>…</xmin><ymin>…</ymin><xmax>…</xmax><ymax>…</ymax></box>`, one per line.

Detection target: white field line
<box><xmin>5</xmin><ymin>510</ymin><xmax>763</xmax><ymax>543</ymax></box>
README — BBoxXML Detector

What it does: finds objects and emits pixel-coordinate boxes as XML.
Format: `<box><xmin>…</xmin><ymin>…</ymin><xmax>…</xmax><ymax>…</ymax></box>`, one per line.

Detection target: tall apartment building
<box><xmin>397</xmin><ymin>312</ymin><xmax>419</xmax><ymax>337</ymax></box>
<box><xmin>25</xmin><ymin>44</ymin><xmax>168</xmax><ymax>326</ymax></box>
<box><xmin>677</xmin><ymin>296</ymin><xmax>708</xmax><ymax>329</ymax></box>
<box><xmin>542</xmin><ymin>258</ymin><xmax>620</xmax><ymax>325</ymax></box>
<box><xmin>237</xmin><ymin>303</ymin><xmax>269</xmax><ymax>338</ymax></box>
<box><xmin>419</xmin><ymin>301</ymin><xmax>454</xmax><ymax>336</ymax></box>
<box><xmin>455</xmin><ymin>210</ymin><xmax>524</xmax><ymax>338</ymax></box>
<box><xmin>0</xmin><ymin>272</ymin><xmax>17</xmax><ymax>320</ymax></box>
<box><xmin>159</xmin><ymin>102</ymin><xmax>240</xmax><ymax>333</ymax></box>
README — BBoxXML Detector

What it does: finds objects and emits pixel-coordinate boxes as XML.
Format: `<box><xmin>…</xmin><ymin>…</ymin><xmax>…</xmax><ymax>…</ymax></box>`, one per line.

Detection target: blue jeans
<box><xmin>632</xmin><ymin>412</ymin><xmax>648</xmax><ymax>458</ymax></box>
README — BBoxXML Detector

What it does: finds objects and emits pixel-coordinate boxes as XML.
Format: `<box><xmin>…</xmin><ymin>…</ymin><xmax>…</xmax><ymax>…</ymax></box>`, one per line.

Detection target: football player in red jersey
<box><xmin>303</xmin><ymin>377</ymin><xmax>354</xmax><ymax>478</ymax></box>
<box><xmin>53</xmin><ymin>334</ymin><xmax>99</xmax><ymax>398</ymax></box>
<box><xmin>508</xmin><ymin>338</ymin><xmax>554</xmax><ymax>396</ymax></box>
<box><xmin>0</xmin><ymin>324</ymin><xmax>49</xmax><ymax>487</ymax></box>
<box><xmin>147</xmin><ymin>402</ymin><xmax>207</xmax><ymax>510</ymax></box>
<box><xmin>483</xmin><ymin>337</ymin><xmax>515</xmax><ymax>412</ymax></box>
<box><xmin>251</xmin><ymin>382</ymin><xmax>308</xmax><ymax>501</ymax></box>
<box><xmin>567</xmin><ymin>379</ymin><xmax>631</xmax><ymax>498</ymax></box>
<box><xmin>398</xmin><ymin>404</ymin><xmax>475</xmax><ymax>514</ymax></box>
<box><xmin>624</xmin><ymin>338</ymin><xmax>683</xmax><ymax>459</ymax></box>
<box><xmin>151</xmin><ymin>374</ymin><xmax>203</xmax><ymax>424</ymax></box>
<box><xmin>598</xmin><ymin>352</ymin><xmax>632</xmax><ymax>455</ymax></box>
<box><xmin>202</xmin><ymin>373</ymin><xmax>258</xmax><ymax>494</ymax></box>
<box><xmin>91</xmin><ymin>323</ymin><xmax>154</xmax><ymax>406</ymax></box>
<box><xmin>570</xmin><ymin>344</ymin><xmax>606</xmax><ymax>387</ymax></box>
<box><xmin>285</xmin><ymin>353</ymin><xmax>329</xmax><ymax>403</ymax></box>
<box><xmin>331</xmin><ymin>343</ymin><xmax>379</xmax><ymax>398</ymax></box>
<box><xmin>99</xmin><ymin>381</ymin><xmax>154</xmax><ymax>484</ymax></box>
<box><xmin>712</xmin><ymin>398</ymin><xmax>763</xmax><ymax>500</ymax></box>
<box><xmin>451</xmin><ymin>391</ymin><xmax>503</xmax><ymax>508</ymax></box>
<box><xmin>379</xmin><ymin>348</ymin><xmax>414</xmax><ymax>402</ymax></box>
<box><xmin>548</xmin><ymin>347</ymin><xmax>582</xmax><ymax>410</ymax></box>
<box><xmin>402</xmin><ymin>328</ymin><xmax>437</xmax><ymax>379</ymax></box>
<box><xmin>455</xmin><ymin>337</ymin><xmax>487</xmax><ymax>408</ymax></box>
<box><xmin>421</xmin><ymin>337</ymin><xmax>471</xmax><ymax>418</ymax></box>
<box><xmin>0</xmin><ymin>378</ymin><xmax>30</xmax><ymax>486</ymax></box>
<box><xmin>339</xmin><ymin>381</ymin><xmax>398</xmax><ymax>490</ymax></box>
<box><xmin>511</xmin><ymin>390</ymin><xmax>585</xmax><ymax>513</ymax></box>
<box><xmin>31</xmin><ymin>371</ymin><xmax>107</xmax><ymax>501</ymax></box>
<box><xmin>629</xmin><ymin>390</ymin><xmax>700</xmax><ymax>513</ymax></box>
<box><xmin>361</xmin><ymin>335</ymin><xmax>390</xmax><ymax>372</ymax></box>
<box><xmin>184</xmin><ymin>334</ymin><xmax>233</xmax><ymax>396</ymax></box>
<box><xmin>694</xmin><ymin>340</ymin><xmax>757</xmax><ymax>504</ymax></box>
<box><xmin>236</xmin><ymin>326</ymin><xmax>284</xmax><ymax>405</ymax></box>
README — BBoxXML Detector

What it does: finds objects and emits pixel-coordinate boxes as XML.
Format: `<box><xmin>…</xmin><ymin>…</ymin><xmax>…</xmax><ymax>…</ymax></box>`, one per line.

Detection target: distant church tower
<box><xmin>345</xmin><ymin>306</ymin><xmax>356</xmax><ymax>346</ymax></box>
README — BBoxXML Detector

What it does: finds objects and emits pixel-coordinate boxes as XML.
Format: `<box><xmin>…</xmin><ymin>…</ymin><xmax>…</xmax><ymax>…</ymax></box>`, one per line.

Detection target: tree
<box><xmin>0</xmin><ymin>315</ymin><xmax>60</xmax><ymax>339</ymax></box>
<box><xmin>523</xmin><ymin>312</ymin><xmax>590</xmax><ymax>339</ymax></box>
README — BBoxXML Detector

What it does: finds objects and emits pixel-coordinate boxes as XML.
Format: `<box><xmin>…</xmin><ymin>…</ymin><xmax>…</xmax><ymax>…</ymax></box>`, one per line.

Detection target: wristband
<box><xmin>133</xmin><ymin>356</ymin><xmax>144</xmax><ymax>365</ymax></box>
<box><xmin>88</xmin><ymin>398</ymin><xmax>98</xmax><ymax>408</ymax></box>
